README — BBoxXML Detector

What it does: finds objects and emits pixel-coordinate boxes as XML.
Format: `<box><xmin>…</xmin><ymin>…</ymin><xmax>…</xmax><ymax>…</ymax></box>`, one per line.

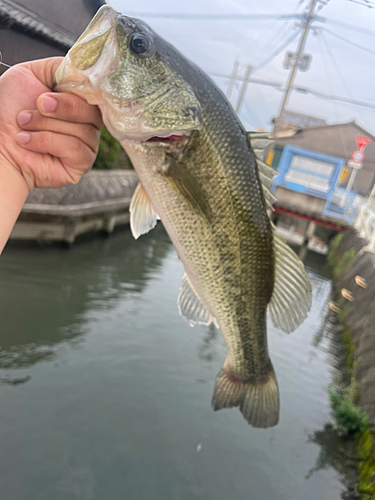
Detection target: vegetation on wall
<box><xmin>327</xmin><ymin>233</ymin><xmax>356</xmax><ymax>281</ymax></box>
<box><xmin>93</xmin><ymin>126</ymin><xmax>133</xmax><ymax>170</ymax></box>
<box><xmin>328</xmin><ymin>234</ymin><xmax>375</xmax><ymax>500</ymax></box>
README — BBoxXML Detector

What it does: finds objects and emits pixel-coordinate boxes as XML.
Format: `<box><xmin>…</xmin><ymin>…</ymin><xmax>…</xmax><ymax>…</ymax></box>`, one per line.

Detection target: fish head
<box><xmin>54</xmin><ymin>5</ymin><xmax>201</xmax><ymax>143</ymax></box>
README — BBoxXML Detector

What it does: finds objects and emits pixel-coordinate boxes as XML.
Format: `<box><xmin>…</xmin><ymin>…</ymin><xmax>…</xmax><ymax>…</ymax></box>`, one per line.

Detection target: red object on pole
<box><xmin>355</xmin><ymin>135</ymin><xmax>371</xmax><ymax>151</ymax></box>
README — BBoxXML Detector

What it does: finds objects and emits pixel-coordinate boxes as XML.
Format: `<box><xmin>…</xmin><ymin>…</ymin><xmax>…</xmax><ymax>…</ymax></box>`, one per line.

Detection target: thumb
<box><xmin>24</xmin><ymin>57</ymin><xmax>64</xmax><ymax>90</ymax></box>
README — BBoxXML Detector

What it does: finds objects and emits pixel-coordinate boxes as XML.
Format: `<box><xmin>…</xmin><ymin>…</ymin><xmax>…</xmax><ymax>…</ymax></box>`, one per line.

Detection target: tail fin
<box><xmin>212</xmin><ymin>364</ymin><xmax>279</xmax><ymax>428</ymax></box>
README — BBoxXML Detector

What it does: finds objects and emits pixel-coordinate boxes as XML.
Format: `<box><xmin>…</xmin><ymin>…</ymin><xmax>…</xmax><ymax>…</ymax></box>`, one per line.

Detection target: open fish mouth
<box><xmin>145</xmin><ymin>132</ymin><xmax>188</xmax><ymax>143</ymax></box>
<box><xmin>136</xmin><ymin>130</ymin><xmax>191</xmax><ymax>144</ymax></box>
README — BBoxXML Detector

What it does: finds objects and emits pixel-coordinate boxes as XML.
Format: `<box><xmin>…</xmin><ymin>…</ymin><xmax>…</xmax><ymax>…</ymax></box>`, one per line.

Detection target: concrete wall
<box><xmin>335</xmin><ymin>228</ymin><xmax>375</xmax><ymax>426</ymax></box>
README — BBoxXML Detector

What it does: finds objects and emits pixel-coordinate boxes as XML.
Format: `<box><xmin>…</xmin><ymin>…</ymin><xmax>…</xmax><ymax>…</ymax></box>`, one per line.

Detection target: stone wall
<box><xmin>335</xmin><ymin>228</ymin><xmax>375</xmax><ymax>427</ymax></box>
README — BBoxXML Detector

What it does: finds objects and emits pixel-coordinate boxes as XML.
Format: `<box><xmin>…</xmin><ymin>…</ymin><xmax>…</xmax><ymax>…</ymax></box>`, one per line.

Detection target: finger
<box><xmin>17</xmin><ymin>110</ymin><xmax>100</xmax><ymax>154</ymax></box>
<box><xmin>24</xmin><ymin>57</ymin><xmax>64</xmax><ymax>89</ymax></box>
<box><xmin>36</xmin><ymin>92</ymin><xmax>103</xmax><ymax>130</ymax></box>
<box><xmin>16</xmin><ymin>130</ymin><xmax>96</xmax><ymax>175</ymax></box>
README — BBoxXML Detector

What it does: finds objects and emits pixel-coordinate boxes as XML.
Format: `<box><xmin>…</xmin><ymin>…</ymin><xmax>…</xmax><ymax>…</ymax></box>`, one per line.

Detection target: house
<box><xmin>269</xmin><ymin>120</ymin><xmax>375</xmax><ymax>197</ymax></box>
<box><xmin>0</xmin><ymin>0</ymin><xmax>105</xmax><ymax>74</ymax></box>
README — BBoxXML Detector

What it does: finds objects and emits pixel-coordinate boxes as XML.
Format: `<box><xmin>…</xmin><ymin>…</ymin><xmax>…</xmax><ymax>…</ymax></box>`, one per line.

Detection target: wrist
<box><xmin>0</xmin><ymin>156</ymin><xmax>30</xmax><ymax>253</ymax></box>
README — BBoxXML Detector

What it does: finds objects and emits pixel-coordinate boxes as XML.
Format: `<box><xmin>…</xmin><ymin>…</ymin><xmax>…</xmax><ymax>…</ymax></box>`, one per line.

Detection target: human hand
<box><xmin>0</xmin><ymin>57</ymin><xmax>103</xmax><ymax>192</ymax></box>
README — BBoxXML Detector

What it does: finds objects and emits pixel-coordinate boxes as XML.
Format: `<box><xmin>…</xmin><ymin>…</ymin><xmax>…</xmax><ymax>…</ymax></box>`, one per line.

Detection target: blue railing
<box><xmin>323</xmin><ymin>188</ymin><xmax>360</xmax><ymax>224</ymax></box>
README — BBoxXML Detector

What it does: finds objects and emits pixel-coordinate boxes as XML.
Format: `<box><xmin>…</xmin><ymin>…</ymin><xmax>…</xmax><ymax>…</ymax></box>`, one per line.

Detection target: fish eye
<box><xmin>129</xmin><ymin>34</ymin><xmax>151</xmax><ymax>55</ymax></box>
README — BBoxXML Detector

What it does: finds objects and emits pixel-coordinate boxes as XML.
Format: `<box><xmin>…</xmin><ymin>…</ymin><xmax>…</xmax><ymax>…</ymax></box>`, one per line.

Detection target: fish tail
<box><xmin>211</xmin><ymin>363</ymin><xmax>279</xmax><ymax>428</ymax></box>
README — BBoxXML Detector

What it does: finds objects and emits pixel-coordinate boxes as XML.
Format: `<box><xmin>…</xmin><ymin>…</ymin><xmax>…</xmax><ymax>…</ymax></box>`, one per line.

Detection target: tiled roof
<box><xmin>0</xmin><ymin>0</ymin><xmax>77</xmax><ymax>48</ymax></box>
<box><xmin>23</xmin><ymin>170</ymin><xmax>139</xmax><ymax>216</ymax></box>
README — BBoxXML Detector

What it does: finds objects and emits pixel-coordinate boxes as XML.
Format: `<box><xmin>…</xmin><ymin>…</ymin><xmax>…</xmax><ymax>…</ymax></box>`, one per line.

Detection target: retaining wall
<box><xmin>335</xmin><ymin>228</ymin><xmax>375</xmax><ymax>427</ymax></box>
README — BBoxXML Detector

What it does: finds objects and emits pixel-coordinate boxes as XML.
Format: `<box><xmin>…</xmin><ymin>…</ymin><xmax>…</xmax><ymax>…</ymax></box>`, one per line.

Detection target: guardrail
<box><xmin>323</xmin><ymin>188</ymin><xmax>360</xmax><ymax>224</ymax></box>
<box><xmin>355</xmin><ymin>198</ymin><xmax>375</xmax><ymax>252</ymax></box>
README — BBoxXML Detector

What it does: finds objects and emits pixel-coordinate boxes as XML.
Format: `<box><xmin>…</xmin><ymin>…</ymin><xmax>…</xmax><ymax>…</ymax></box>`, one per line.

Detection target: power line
<box><xmin>255</xmin><ymin>31</ymin><xmax>299</xmax><ymax>71</ymax></box>
<box><xmin>316</xmin><ymin>33</ymin><xmax>350</xmax><ymax>157</ymax></box>
<box><xmin>210</xmin><ymin>72</ymin><xmax>375</xmax><ymax>111</ymax></box>
<box><xmin>346</xmin><ymin>0</ymin><xmax>375</xmax><ymax>8</ymax></box>
<box><xmin>323</xmin><ymin>27</ymin><xmax>375</xmax><ymax>56</ymax></box>
<box><xmin>257</xmin><ymin>0</ymin><xmax>303</xmax><ymax>61</ymax></box>
<box><xmin>124</xmin><ymin>12</ymin><xmax>304</xmax><ymax>21</ymax></box>
<box><xmin>321</xmin><ymin>31</ymin><xmax>371</xmax><ymax>129</ymax></box>
<box><xmin>315</xmin><ymin>15</ymin><xmax>375</xmax><ymax>38</ymax></box>
<box><xmin>293</xmin><ymin>86</ymin><xmax>375</xmax><ymax>111</ymax></box>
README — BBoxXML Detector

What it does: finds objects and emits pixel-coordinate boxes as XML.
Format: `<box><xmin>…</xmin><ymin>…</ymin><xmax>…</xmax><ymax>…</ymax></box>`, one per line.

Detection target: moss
<box><xmin>327</xmin><ymin>232</ymin><xmax>343</xmax><ymax>269</ymax></box>
<box><xmin>357</xmin><ymin>428</ymin><xmax>375</xmax><ymax>500</ymax></box>
<box><xmin>329</xmin><ymin>385</ymin><xmax>368</xmax><ymax>436</ymax></box>
<box><xmin>327</xmin><ymin>233</ymin><xmax>356</xmax><ymax>281</ymax></box>
<box><xmin>327</xmin><ymin>232</ymin><xmax>375</xmax><ymax>498</ymax></box>
<box><xmin>93</xmin><ymin>126</ymin><xmax>133</xmax><ymax>170</ymax></box>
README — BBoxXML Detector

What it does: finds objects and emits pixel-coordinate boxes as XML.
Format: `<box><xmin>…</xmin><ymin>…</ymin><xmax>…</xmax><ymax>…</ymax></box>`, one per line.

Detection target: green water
<box><xmin>0</xmin><ymin>226</ymin><xmax>355</xmax><ymax>499</ymax></box>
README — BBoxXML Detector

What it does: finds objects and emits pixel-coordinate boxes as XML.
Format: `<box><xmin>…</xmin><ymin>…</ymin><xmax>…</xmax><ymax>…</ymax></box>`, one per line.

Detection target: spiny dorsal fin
<box><xmin>248</xmin><ymin>131</ymin><xmax>275</xmax><ymax>161</ymax></box>
<box><xmin>129</xmin><ymin>183</ymin><xmax>158</xmax><ymax>239</ymax></box>
<box><xmin>248</xmin><ymin>132</ymin><xmax>278</xmax><ymax>210</ymax></box>
<box><xmin>258</xmin><ymin>160</ymin><xmax>278</xmax><ymax>209</ymax></box>
<box><xmin>268</xmin><ymin>231</ymin><xmax>312</xmax><ymax>334</ymax></box>
<box><xmin>178</xmin><ymin>273</ymin><xmax>217</xmax><ymax>326</ymax></box>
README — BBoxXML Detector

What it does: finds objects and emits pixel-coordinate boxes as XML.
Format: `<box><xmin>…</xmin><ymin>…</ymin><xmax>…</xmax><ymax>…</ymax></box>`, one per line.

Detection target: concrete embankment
<box><xmin>333</xmin><ymin>227</ymin><xmax>375</xmax><ymax>428</ymax></box>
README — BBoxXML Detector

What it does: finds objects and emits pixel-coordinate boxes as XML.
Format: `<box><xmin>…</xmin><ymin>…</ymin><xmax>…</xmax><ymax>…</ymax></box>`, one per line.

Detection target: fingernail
<box><xmin>41</xmin><ymin>96</ymin><xmax>57</xmax><ymax>113</ymax></box>
<box><xmin>16</xmin><ymin>132</ymin><xmax>31</xmax><ymax>145</ymax></box>
<box><xmin>17</xmin><ymin>112</ymin><xmax>32</xmax><ymax>126</ymax></box>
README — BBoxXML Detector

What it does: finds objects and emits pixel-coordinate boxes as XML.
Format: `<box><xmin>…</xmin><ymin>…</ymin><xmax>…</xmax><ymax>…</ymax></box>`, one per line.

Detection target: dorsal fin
<box><xmin>248</xmin><ymin>132</ymin><xmax>278</xmax><ymax>209</ymax></box>
<box><xmin>178</xmin><ymin>273</ymin><xmax>217</xmax><ymax>326</ymax></box>
<box><xmin>268</xmin><ymin>230</ymin><xmax>312</xmax><ymax>333</ymax></box>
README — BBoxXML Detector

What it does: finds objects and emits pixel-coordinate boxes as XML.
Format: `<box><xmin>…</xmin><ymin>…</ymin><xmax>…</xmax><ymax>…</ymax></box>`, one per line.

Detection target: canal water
<box><xmin>0</xmin><ymin>226</ymin><xmax>355</xmax><ymax>500</ymax></box>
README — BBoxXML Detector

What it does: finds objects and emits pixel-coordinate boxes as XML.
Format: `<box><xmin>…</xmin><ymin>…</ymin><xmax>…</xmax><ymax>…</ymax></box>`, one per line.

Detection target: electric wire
<box><xmin>345</xmin><ymin>0</ymin><xmax>375</xmax><ymax>8</ymax></box>
<box><xmin>123</xmin><ymin>12</ymin><xmax>303</xmax><ymax>21</ymax></box>
<box><xmin>322</xmin><ymin>27</ymin><xmax>375</xmax><ymax>56</ymax></box>
<box><xmin>211</xmin><ymin>72</ymin><xmax>375</xmax><ymax>111</ymax></box>
<box><xmin>316</xmin><ymin>15</ymin><xmax>375</xmax><ymax>38</ymax></box>
<box><xmin>258</xmin><ymin>0</ymin><xmax>304</xmax><ymax>62</ymax></box>
<box><xmin>318</xmin><ymin>32</ymin><xmax>351</xmax><ymax>157</ymax></box>
<box><xmin>255</xmin><ymin>31</ymin><xmax>300</xmax><ymax>71</ymax></box>
<box><xmin>321</xmin><ymin>31</ymin><xmax>371</xmax><ymax>131</ymax></box>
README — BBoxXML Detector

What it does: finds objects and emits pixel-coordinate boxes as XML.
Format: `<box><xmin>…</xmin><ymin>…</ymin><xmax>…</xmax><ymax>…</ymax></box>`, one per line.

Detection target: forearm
<box><xmin>0</xmin><ymin>161</ymin><xmax>29</xmax><ymax>253</ymax></box>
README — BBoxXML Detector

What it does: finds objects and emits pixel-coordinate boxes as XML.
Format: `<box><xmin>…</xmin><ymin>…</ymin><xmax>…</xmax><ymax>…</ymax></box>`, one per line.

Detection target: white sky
<box><xmin>107</xmin><ymin>0</ymin><xmax>375</xmax><ymax>134</ymax></box>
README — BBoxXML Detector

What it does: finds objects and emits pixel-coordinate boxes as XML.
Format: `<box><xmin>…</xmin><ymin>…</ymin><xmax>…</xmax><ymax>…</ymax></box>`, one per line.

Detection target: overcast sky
<box><xmin>107</xmin><ymin>0</ymin><xmax>375</xmax><ymax>135</ymax></box>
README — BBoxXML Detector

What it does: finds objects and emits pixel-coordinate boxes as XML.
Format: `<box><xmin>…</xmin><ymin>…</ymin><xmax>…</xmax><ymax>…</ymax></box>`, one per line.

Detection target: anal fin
<box><xmin>178</xmin><ymin>273</ymin><xmax>217</xmax><ymax>326</ymax></box>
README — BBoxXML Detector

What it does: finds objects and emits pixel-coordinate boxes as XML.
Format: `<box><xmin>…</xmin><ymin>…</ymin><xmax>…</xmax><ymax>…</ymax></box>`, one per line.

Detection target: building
<box><xmin>272</xmin><ymin>110</ymin><xmax>327</xmax><ymax>137</ymax></box>
<box><xmin>269</xmin><ymin>119</ymin><xmax>375</xmax><ymax>197</ymax></box>
<box><xmin>0</xmin><ymin>0</ymin><xmax>105</xmax><ymax>74</ymax></box>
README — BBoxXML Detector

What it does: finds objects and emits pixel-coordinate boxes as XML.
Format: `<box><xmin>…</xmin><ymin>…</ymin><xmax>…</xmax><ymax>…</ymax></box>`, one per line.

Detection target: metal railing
<box><xmin>323</xmin><ymin>188</ymin><xmax>360</xmax><ymax>224</ymax></box>
<box><xmin>355</xmin><ymin>198</ymin><xmax>375</xmax><ymax>252</ymax></box>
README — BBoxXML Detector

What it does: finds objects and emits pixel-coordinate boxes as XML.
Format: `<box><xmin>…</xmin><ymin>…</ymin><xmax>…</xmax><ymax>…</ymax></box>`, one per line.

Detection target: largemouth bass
<box><xmin>55</xmin><ymin>6</ymin><xmax>311</xmax><ymax>428</ymax></box>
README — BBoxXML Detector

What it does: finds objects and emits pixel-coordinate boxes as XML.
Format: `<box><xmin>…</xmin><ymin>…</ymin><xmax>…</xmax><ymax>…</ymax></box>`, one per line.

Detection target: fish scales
<box><xmin>54</xmin><ymin>5</ymin><xmax>312</xmax><ymax>428</ymax></box>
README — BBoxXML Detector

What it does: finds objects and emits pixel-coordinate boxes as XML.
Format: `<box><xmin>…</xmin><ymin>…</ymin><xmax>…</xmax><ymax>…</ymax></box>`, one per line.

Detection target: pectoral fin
<box><xmin>163</xmin><ymin>156</ymin><xmax>211</xmax><ymax>223</ymax></box>
<box><xmin>268</xmin><ymin>230</ymin><xmax>312</xmax><ymax>333</ymax></box>
<box><xmin>178</xmin><ymin>273</ymin><xmax>217</xmax><ymax>326</ymax></box>
<box><xmin>129</xmin><ymin>183</ymin><xmax>159</xmax><ymax>239</ymax></box>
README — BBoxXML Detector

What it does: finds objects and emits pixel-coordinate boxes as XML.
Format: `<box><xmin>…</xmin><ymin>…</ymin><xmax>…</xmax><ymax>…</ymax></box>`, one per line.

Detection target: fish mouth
<box><xmin>142</xmin><ymin>131</ymin><xmax>191</xmax><ymax>144</ymax></box>
<box><xmin>146</xmin><ymin>133</ymin><xmax>187</xmax><ymax>144</ymax></box>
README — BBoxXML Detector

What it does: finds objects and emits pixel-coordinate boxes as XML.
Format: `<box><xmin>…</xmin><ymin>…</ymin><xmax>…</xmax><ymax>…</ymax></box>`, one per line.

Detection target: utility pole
<box><xmin>273</xmin><ymin>0</ymin><xmax>318</xmax><ymax>135</ymax></box>
<box><xmin>235</xmin><ymin>64</ymin><xmax>252</xmax><ymax>114</ymax></box>
<box><xmin>226</xmin><ymin>58</ymin><xmax>240</xmax><ymax>101</ymax></box>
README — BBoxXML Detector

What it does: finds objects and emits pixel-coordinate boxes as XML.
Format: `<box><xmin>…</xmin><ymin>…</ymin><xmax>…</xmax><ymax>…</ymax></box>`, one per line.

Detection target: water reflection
<box><xmin>198</xmin><ymin>324</ymin><xmax>219</xmax><ymax>362</ymax></box>
<box><xmin>307</xmin><ymin>313</ymin><xmax>361</xmax><ymax>500</ymax></box>
<box><xmin>0</xmin><ymin>233</ymin><xmax>356</xmax><ymax>500</ymax></box>
<box><xmin>307</xmin><ymin>424</ymin><xmax>360</xmax><ymax>500</ymax></box>
<box><xmin>0</xmin><ymin>225</ymin><xmax>172</xmax><ymax>370</ymax></box>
